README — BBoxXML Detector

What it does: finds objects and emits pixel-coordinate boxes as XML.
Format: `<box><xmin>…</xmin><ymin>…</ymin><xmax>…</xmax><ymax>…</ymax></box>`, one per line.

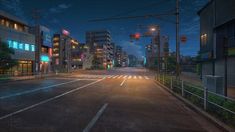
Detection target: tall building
<box><xmin>30</xmin><ymin>25</ymin><xmax>53</xmax><ymax>74</ymax></box>
<box><xmin>52</xmin><ymin>29</ymin><xmax>78</xmax><ymax>72</ymax></box>
<box><xmin>122</xmin><ymin>51</ymin><xmax>128</xmax><ymax>67</ymax></box>
<box><xmin>145</xmin><ymin>43</ymin><xmax>158</xmax><ymax>69</ymax></box>
<box><xmin>0</xmin><ymin>10</ymin><xmax>35</xmax><ymax>76</ymax></box>
<box><xmin>128</xmin><ymin>55</ymin><xmax>137</xmax><ymax>67</ymax></box>
<box><xmin>161</xmin><ymin>36</ymin><xmax>170</xmax><ymax>70</ymax></box>
<box><xmin>198</xmin><ymin>0</ymin><xmax>235</xmax><ymax>95</ymax></box>
<box><xmin>86</xmin><ymin>30</ymin><xmax>113</xmax><ymax>69</ymax></box>
<box><xmin>114</xmin><ymin>45</ymin><xmax>122</xmax><ymax>67</ymax></box>
<box><xmin>71</xmin><ymin>43</ymin><xmax>89</xmax><ymax>69</ymax></box>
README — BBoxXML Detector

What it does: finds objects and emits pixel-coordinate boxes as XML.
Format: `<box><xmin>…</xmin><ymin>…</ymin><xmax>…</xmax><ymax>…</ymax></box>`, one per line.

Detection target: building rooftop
<box><xmin>0</xmin><ymin>10</ymin><xmax>28</xmax><ymax>26</ymax></box>
<box><xmin>197</xmin><ymin>0</ymin><xmax>214</xmax><ymax>15</ymax></box>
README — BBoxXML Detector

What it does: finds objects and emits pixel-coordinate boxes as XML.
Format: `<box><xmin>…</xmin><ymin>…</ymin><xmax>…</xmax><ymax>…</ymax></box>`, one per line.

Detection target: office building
<box><xmin>198</xmin><ymin>0</ymin><xmax>235</xmax><ymax>96</ymax></box>
<box><xmin>86</xmin><ymin>30</ymin><xmax>113</xmax><ymax>69</ymax></box>
<box><xmin>0</xmin><ymin>10</ymin><xmax>35</xmax><ymax>75</ymax></box>
<box><xmin>30</xmin><ymin>25</ymin><xmax>52</xmax><ymax>74</ymax></box>
<box><xmin>52</xmin><ymin>29</ymin><xmax>78</xmax><ymax>72</ymax></box>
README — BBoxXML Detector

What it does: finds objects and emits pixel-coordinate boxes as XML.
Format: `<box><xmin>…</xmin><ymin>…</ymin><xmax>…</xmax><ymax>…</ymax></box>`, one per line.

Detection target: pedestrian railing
<box><xmin>156</xmin><ymin>74</ymin><xmax>235</xmax><ymax>128</ymax></box>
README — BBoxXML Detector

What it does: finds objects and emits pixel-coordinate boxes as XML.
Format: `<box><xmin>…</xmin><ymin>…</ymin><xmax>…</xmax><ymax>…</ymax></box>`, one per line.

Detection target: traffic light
<box><xmin>130</xmin><ymin>33</ymin><xmax>141</xmax><ymax>40</ymax></box>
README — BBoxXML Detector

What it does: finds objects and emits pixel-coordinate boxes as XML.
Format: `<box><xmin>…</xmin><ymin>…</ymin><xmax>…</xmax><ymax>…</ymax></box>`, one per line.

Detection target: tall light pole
<box><xmin>176</xmin><ymin>0</ymin><xmax>180</xmax><ymax>79</ymax></box>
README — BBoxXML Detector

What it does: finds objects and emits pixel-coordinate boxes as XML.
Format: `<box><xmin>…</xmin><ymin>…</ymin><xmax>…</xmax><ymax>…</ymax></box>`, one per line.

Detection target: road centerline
<box><xmin>120</xmin><ymin>78</ymin><xmax>127</xmax><ymax>86</ymax></box>
<box><xmin>83</xmin><ymin>103</ymin><xmax>108</xmax><ymax>132</ymax></box>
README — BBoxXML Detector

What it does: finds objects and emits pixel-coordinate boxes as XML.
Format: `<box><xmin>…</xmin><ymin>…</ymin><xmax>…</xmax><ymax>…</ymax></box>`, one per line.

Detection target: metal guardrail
<box><xmin>156</xmin><ymin>74</ymin><xmax>235</xmax><ymax>127</ymax></box>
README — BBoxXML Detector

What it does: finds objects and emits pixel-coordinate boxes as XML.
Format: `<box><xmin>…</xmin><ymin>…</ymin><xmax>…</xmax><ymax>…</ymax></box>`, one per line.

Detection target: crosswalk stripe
<box><xmin>123</xmin><ymin>75</ymin><xmax>127</xmax><ymax>78</ymax></box>
<box><xmin>118</xmin><ymin>75</ymin><xmax>123</xmax><ymax>78</ymax></box>
<box><xmin>128</xmin><ymin>76</ymin><xmax>132</xmax><ymax>79</ymax></box>
<box><xmin>138</xmin><ymin>76</ymin><xmax>142</xmax><ymax>79</ymax></box>
<box><xmin>134</xmin><ymin>76</ymin><xmax>137</xmax><ymax>79</ymax></box>
<box><xmin>112</xmin><ymin>75</ymin><xmax>119</xmax><ymax>78</ymax></box>
<box><xmin>144</xmin><ymin>76</ymin><xmax>149</xmax><ymax>79</ymax></box>
<box><xmin>107</xmin><ymin>75</ymin><xmax>113</xmax><ymax>79</ymax></box>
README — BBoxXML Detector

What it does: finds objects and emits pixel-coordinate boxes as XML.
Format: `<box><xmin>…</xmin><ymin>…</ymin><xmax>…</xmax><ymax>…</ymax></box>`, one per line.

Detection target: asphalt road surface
<box><xmin>0</xmin><ymin>67</ymin><xmax>223</xmax><ymax>132</ymax></box>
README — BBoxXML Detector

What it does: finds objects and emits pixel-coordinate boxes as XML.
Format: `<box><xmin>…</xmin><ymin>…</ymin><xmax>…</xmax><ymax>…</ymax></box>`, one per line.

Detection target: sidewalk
<box><xmin>0</xmin><ymin>73</ymin><xmax>60</xmax><ymax>83</ymax></box>
<box><xmin>180</xmin><ymin>72</ymin><xmax>235</xmax><ymax>99</ymax></box>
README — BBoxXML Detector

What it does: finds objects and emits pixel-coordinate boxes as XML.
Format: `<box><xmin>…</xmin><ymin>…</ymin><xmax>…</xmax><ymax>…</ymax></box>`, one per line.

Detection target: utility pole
<box><xmin>176</xmin><ymin>0</ymin><xmax>180</xmax><ymax>79</ymax></box>
<box><xmin>32</xmin><ymin>9</ymin><xmax>41</xmax><ymax>75</ymax></box>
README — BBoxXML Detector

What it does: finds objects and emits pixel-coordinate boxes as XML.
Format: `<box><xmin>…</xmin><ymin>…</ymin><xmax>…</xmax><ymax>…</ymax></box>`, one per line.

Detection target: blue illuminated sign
<box><xmin>40</xmin><ymin>55</ymin><xmax>49</xmax><ymax>62</ymax></box>
<box><xmin>7</xmin><ymin>40</ymin><xmax>35</xmax><ymax>52</ymax></box>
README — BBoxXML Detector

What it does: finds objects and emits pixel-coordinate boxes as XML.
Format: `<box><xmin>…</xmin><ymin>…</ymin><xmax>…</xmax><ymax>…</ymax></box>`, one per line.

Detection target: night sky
<box><xmin>0</xmin><ymin>0</ymin><xmax>208</xmax><ymax>58</ymax></box>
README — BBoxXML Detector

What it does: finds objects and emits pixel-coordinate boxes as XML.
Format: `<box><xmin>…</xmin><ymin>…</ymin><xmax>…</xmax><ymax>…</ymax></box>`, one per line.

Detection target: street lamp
<box><xmin>150</xmin><ymin>27</ymin><xmax>156</xmax><ymax>32</ymax></box>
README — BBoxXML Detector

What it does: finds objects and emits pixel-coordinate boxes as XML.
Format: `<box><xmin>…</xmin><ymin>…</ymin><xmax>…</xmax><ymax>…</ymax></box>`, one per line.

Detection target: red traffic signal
<box><xmin>130</xmin><ymin>33</ymin><xmax>141</xmax><ymax>40</ymax></box>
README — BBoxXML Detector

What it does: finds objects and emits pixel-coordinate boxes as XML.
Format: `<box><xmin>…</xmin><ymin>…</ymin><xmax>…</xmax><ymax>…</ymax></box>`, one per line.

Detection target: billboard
<box><xmin>40</xmin><ymin>26</ymin><xmax>52</xmax><ymax>47</ymax></box>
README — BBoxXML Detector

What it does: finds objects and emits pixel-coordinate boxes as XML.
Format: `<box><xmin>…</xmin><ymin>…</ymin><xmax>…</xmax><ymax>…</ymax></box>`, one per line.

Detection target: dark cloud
<box><xmin>49</xmin><ymin>3</ymin><xmax>71</xmax><ymax>13</ymax></box>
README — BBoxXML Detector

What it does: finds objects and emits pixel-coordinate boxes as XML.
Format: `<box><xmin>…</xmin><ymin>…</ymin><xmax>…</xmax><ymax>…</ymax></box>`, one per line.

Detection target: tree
<box><xmin>166</xmin><ymin>55</ymin><xmax>176</xmax><ymax>73</ymax></box>
<box><xmin>0</xmin><ymin>41</ymin><xmax>18</xmax><ymax>73</ymax></box>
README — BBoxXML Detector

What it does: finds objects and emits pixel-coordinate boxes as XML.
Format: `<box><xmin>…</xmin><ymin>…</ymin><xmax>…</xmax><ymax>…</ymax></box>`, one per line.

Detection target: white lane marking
<box><xmin>144</xmin><ymin>76</ymin><xmax>150</xmax><ymax>80</ymax></box>
<box><xmin>0</xmin><ymin>79</ymin><xmax>82</xmax><ymax>100</ymax></box>
<box><xmin>120</xmin><ymin>78</ymin><xmax>127</xmax><ymax>86</ymax></box>
<box><xmin>128</xmin><ymin>76</ymin><xmax>132</xmax><ymax>79</ymax></box>
<box><xmin>83</xmin><ymin>103</ymin><xmax>108</xmax><ymax>132</ymax></box>
<box><xmin>138</xmin><ymin>76</ymin><xmax>142</xmax><ymax>79</ymax></box>
<box><xmin>123</xmin><ymin>75</ymin><xmax>127</xmax><ymax>79</ymax></box>
<box><xmin>134</xmin><ymin>76</ymin><xmax>137</xmax><ymax>79</ymax></box>
<box><xmin>112</xmin><ymin>75</ymin><xmax>119</xmax><ymax>79</ymax></box>
<box><xmin>107</xmin><ymin>75</ymin><xmax>113</xmax><ymax>79</ymax></box>
<box><xmin>118</xmin><ymin>75</ymin><xmax>123</xmax><ymax>79</ymax></box>
<box><xmin>0</xmin><ymin>79</ymin><xmax>104</xmax><ymax>120</ymax></box>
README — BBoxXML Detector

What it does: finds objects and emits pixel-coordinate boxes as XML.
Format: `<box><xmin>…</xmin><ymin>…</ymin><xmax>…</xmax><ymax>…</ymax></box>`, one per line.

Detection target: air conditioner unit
<box><xmin>203</xmin><ymin>75</ymin><xmax>224</xmax><ymax>95</ymax></box>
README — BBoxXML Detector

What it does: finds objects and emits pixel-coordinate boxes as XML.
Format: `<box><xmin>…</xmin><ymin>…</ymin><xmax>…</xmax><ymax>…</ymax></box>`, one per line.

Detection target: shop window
<box><xmin>31</xmin><ymin>45</ymin><xmax>35</xmax><ymax>52</ymax></box>
<box><xmin>19</xmin><ymin>43</ymin><xmax>24</xmax><ymax>50</ymax></box>
<box><xmin>8</xmin><ymin>40</ymin><xmax>13</xmax><ymax>48</ymax></box>
<box><xmin>13</xmin><ymin>41</ymin><xmax>18</xmax><ymax>49</ymax></box>
<box><xmin>25</xmin><ymin>44</ymin><xmax>29</xmax><ymax>51</ymax></box>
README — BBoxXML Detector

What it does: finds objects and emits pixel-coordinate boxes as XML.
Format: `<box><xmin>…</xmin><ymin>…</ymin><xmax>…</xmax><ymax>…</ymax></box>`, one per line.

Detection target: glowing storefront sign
<box><xmin>62</xmin><ymin>29</ymin><xmax>70</xmax><ymax>36</ymax></box>
<box><xmin>40</xmin><ymin>55</ymin><xmax>49</xmax><ymax>62</ymax></box>
<box><xmin>7</xmin><ymin>40</ymin><xmax>35</xmax><ymax>52</ymax></box>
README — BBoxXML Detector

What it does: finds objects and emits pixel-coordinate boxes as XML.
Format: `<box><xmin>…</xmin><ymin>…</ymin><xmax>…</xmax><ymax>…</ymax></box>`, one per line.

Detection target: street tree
<box><xmin>0</xmin><ymin>41</ymin><xmax>18</xmax><ymax>73</ymax></box>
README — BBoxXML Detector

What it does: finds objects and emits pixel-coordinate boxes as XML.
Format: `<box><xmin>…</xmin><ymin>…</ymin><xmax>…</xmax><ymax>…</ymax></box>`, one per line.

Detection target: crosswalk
<box><xmin>69</xmin><ymin>74</ymin><xmax>151</xmax><ymax>80</ymax></box>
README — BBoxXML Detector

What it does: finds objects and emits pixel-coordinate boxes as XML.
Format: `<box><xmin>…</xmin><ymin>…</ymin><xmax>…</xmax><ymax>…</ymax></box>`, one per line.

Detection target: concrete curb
<box><xmin>0</xmin><ymin>74</ymin><xmax>59</xmax><ymax>84</ymax></box>
<box><xmin>154</xmin><ymin>80</ymin><xmax>235</xmax><ymax>132</ymax></box>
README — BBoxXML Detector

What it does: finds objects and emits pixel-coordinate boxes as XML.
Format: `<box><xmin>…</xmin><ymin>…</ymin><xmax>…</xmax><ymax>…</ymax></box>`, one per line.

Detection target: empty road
<box><xmin>0</xmin><ymin>68</ymin><xmax>222</xmax><ymax>132</ymax></box>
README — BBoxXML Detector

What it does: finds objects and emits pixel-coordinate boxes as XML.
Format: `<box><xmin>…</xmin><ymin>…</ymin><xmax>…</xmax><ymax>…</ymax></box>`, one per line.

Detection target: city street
<box><xmin>0</xmin><ymin>68</ymin><xmax>222</xmax><ymax>132</ymax></box>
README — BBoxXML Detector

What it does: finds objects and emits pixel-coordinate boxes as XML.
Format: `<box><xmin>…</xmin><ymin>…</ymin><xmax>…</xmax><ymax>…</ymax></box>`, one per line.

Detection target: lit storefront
<box><xmin>0</xmin><ymin>10</ymin><xmax>35</xmax><ymax>76</ymax></box>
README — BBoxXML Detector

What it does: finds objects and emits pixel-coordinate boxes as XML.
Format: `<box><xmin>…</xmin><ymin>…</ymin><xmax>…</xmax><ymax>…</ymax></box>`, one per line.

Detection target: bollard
<box><xmin>204</xmin><ymin>87</ymin><xmax>208</xmax><ymax>110</ymax></box>
<box><xmin>181</xmin><ymin>80</ymin><xmax>184</xmax><ymax>97</ymax></box>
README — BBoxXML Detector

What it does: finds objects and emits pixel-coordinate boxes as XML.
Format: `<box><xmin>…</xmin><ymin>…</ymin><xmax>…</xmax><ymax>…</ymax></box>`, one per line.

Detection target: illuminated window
<box><xmin>25</xmin><ymin>44</ymin><xmax>29</xmax><ymax>51</ymax></box>
<box><xmin>1</xmin><ymin>19</ymin><xmax>4</xmax><ymax>25</ymax></box>
<box><xmin>13</xmin><ymin>41</ymin><xmax>18</xmax><ymax>49</ymax></box>
<box><xmin>14</xmin><ymin>23</ymin><xmax>18</xmax><ymax>30</ymax></box>
<box><xmin>53</xmin><ymin>42</ymin><xmax>59</xmax><ymax>46</ymax></box>
<box><xmin>19</xmin><ymin>43</ymin><xmax>24</xmax><ymax>50</ymax></box>
<box><xmin>31</xmin><ymin>45</ymin><xmax>35</xmax><ymax>52</ymax></box>
<box><xmin>8</xmin><ymin>40</ymin><xmax>13</xmax><ymax>48</ymax></box>
<box><xmin>5</xmin><ymin>20</ymin><xmax>9</xmax><ymax>27</ymax></box>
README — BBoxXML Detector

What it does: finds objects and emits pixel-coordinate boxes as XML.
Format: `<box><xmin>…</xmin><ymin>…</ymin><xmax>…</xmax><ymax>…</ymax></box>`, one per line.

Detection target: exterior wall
<box><xmin>201</xmin><ymin>62</ymin><xmax>213</xmax><ymax>76</ymax></box>
<box><xmin>199</xmin><ymin>1</ymin><xmax>215</xmax><ymax>56</ymax></box>
<box><xmin>85</xmin><ymin>30</ymin><xmax>112</xmax><ymax>69</ymax></box>
<box><xmin>215</xmin><ymin>0</ymin><xmax>235</xmax><ymax>27</ymax></box>
<box><xmin>0</xmin><ymin>26</ymin><xmax>35</xmax><ymax>61</ymax></box>
<box><xmin>227</xmin><ymin>57</ymin><xmax>235</xmax><ymax>86</ymax></box>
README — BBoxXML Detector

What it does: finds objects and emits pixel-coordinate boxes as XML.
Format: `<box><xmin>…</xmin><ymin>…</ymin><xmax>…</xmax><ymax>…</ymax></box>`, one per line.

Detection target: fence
<box><xmin>156</xmin><ymin>74</ymin><xmax>235</xmax><ymax>128</ymax></box>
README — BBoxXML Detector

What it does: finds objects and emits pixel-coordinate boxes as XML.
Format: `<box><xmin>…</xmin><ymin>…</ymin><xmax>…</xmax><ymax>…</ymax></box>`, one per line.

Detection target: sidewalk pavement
<box><xmin>180</xmin><ymin>72</ymin><xmax>235</xmax><ymax>99</ymax></box>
